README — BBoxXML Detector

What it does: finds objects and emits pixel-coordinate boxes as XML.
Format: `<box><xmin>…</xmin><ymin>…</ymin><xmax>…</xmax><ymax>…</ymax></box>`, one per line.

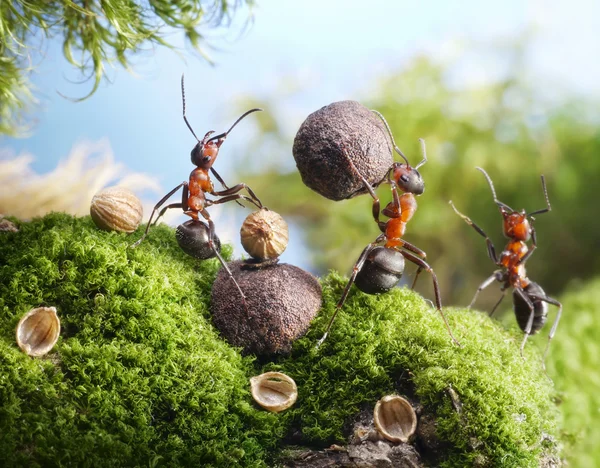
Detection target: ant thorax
<box><xmin>500</xmin><ymin>241</ymin><xmax>528</xmax><ymax>270</ymax></box>
<box><xmin>502</xmin><ymin>211</ymin><xmax>531</xmax><ymax>241</ymax></box>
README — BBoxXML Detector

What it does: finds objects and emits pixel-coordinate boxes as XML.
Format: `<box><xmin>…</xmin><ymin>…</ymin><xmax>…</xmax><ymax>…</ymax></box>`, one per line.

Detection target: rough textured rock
<box><xmin>211</xmin><ymin>261</ymin><xmax>322</xmax><ymax>356</ymax></box>
<box><xmin>292</xmin><ymin>101</ymin><xmax>394</xmax><ymax>200</ymax></box>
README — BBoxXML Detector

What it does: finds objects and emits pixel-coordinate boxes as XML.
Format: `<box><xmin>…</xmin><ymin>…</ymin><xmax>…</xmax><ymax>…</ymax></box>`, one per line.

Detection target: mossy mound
<box><xmin>0</xmin><ymin>214</ymin><xmax>560</xmax><ymax>467</ymax></box>
<box><xmin>543</xmin><ymin>278</ymin><xmax>600</xmax><ymax>467</ymax></box>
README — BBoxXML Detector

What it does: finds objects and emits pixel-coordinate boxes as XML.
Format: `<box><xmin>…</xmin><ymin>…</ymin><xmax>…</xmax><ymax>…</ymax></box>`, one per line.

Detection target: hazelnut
<box><xmin>90</xmin><ymin>186</ymin><xmax>143</xmax><ymax>233</ymax></box>
<box><xmin>240</xmin><ymin>209</ymin><xmax>288</xmax><ymax>261</ymax></box>
<box><xmin>176</xmin><ymin>219</ymin><xmax>221</xmax><ymax>260</ymax></box>
<box><xmin>16</xmin><ymin>306</ymin><xmax>61</xmax><ymax>357</ymax></box>
<box><xmin>211</xmin><ymin>261</ymin><xmax>322</xmax><ymax>356</ymax></box>
<box><xmin>292</xmin><ymin>100</ymin><xmax>394</xmax><ymax>200</ymax></box>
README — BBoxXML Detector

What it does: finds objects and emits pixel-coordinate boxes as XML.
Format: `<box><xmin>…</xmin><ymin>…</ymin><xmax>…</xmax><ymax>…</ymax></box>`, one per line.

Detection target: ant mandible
<box><xmin>449</xmin><ymin>167</ymin><xmax>562</xmax><ymax>360</ymax></box>
<box><xmin>132</xmin><ymin>75</ymin><xmax>264</xmax><ymax>309</ymax></box>
<box><xmin>317</xmin><ymin>111</ymin><xmax>460</xmax><ymax>347</ymax></box>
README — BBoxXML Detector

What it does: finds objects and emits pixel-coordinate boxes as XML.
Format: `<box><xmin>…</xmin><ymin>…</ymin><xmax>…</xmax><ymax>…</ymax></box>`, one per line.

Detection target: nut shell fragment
<box><xmin>373</xmin><ymin>395</ymin><xmax>417</xmax><ymax>443</ymax></box>
<box><xmin>240</xmin><ymin>209</ymin><xmax>289</xmax><ymax>260</ymax></box>
<box><xmin>16</xmin><ymin>307</ymin><xmax>61</xmax><ymax>357</ymax></box>
<box><xmin>250</xmin><ymin>372</ymin><xmax>298</xmax><ymax>412</ymax></box>
<box><xmin>90</xmin><ymin>186</ymin><xmax>143</xmax><ymax>233</ymax></box>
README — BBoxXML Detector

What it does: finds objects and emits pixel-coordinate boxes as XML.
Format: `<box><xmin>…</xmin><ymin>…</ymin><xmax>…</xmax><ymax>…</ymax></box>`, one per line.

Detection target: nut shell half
<box><xmin>16</xmin><ymin>307</ymin><xmax>61</xmax><ymax>357</ymax></box>
<box><xmin>90</xmin><ymin>186</ymin><xmax>143</xmax><ymax>233</ymax></box>
<box><xmin>250</xmin><ymin>372</ymin><xmax>298</xmax><ymax>412</ymax></box>
<box><xmin>240</xmin><ymin>209</ymin><xmax>288</xmax><ymax>260</ymax></box>
<box><xmin>373</xmin><ymin>395</ymin><xmax>417</xmax><ymax>443</ymax></box>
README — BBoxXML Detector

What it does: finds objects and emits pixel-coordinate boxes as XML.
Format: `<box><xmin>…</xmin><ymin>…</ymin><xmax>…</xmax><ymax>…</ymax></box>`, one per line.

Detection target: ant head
<box><xmin>392</xmin><ymin>164</ymin><xmax>425</xmax><ymax>195</ymax></box>
<box><xmin>502</xmin><ymin>210</ymin><xmax>531</xmax><ymax>241</ymax></box>
<box><xmin>190</xmin><ymin>131</ymin><xmax>221</xmax><ymax>169</ymax></box>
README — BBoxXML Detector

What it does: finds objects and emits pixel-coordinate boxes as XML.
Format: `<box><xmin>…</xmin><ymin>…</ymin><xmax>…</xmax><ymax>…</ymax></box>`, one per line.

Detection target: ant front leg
<box><xmin>400</xmin><ymin>250</ymin><xmax>461</xmax><ymax>346</ymax></box>
<box><xmin>449</xmin><ymin>201</ymin><xmax>498</xmax><ymax>263</ymax></box>
<box><xmin>199</xmin><ymin>209</ymin><xmax>250</xmax><ymax>315</ymax></box>
<box><xmin>131</xmin><ymin>182</ymin><xmax>188</xmax><ymax>247</ymax></box>
<box><xmin>210</xmin><ymin>167</ymin><xmax>245</xmax><ymax>208</ymax></box>
<box><xmin>211</xmin><ymin>184</ymin><xmax>263</xmax><ymax>210</ymax></box>
<box><xmin>316</xmin><ymin>238</ymin><xmax>383</xmax><ymax>348</ymax></box>
<box><xmin>338</xmin><ymin>142</ymin><xmax>385</xmax><ymax>229</ymax></box>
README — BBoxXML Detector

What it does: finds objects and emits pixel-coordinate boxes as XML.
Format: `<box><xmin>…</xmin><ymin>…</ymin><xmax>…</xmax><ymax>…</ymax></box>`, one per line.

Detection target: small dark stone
<box><xmin>175</xmin><ymin>219</ymin><xmax>221</xmax><ymax>260</ymax></box>
<box><xmin>293</xmin><ymin>101</ymin><xmax>394</xmax><ymax>200</ymax></box>
<box><xmin>211</xmin><ymin>261</ymin><xmax>322</xmax><ymax>356</ymax></box>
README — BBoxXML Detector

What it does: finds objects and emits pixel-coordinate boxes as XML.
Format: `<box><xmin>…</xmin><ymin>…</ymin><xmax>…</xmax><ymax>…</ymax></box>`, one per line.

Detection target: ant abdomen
<box><xmin>355</xmin><ymin>247</ymin><xmax>405</xmax><ymax>294</ymax></box>
<box><xmin>176</xmin><ymin>219</ymin><xmax>221</xmax><ymax>260</ymax></box>
<box><xmin>513</xmin><ymin>282</ymin><xmax>549</xmax><ymax>335</ymax></box>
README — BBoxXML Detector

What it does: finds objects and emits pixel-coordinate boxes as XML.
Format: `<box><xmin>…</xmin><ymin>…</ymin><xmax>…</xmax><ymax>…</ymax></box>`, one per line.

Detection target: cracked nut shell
<box><xmin>293</xmin><ymin>100</ymin><xmax>394</xmax><ymax>200</ymax></box>
<box><xmin>374</xmin><ymin>395</ymin><xmax>417</xmax><ymax>443</ymax></box>
<box><xmin>250</xmin><ymin>372</ymin><xmax>298</xmax><ymax>412</ymax></box>
<box><xmin>16</xmin><ymin>306</ymin><xmax>60</xmax><ymax>357</ymax></box>
<box><xmin>211</xmin><ymin>261</ymin><xmax>322</xmax><ymax>356</ymax></box>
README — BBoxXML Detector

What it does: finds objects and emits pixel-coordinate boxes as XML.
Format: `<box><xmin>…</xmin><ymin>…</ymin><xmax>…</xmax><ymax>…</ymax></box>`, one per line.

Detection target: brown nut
<box><xmin>90</xmin><ymin>186</ymin><xmax>143</xmax><ymax>233</ymax></box>
<box><xmin>16</xmin><ymin>306</ymin><xmax>61</xmax><ymax>356</ymax></box>
<box><xmin>240</xmin><ymin>209</ymin><xmax>288</xmax><ymax>260</ymax></box>
<box><xmin>250</xmin><ymin>372</ymin><xmax>298</xmax><ymax>412</ymax></box>
<box><xmin>292</xmin><ymin>100</ymin><xmax>393</xmax><ymax>200</ymax></box>
<box><xmin>373</xmin><ymin>395</ymin><xmax>417</xmax><ymax>443</ymax></box>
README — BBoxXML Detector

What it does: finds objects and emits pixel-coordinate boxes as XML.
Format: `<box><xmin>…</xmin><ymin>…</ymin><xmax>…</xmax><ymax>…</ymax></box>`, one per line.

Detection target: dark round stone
<box><xmin>211</xmin><ymin>261</ymin><xmax>322</xmax><ymax>356</ymax></box>
<box><xmin>176</xmin><ymin>219</ymin><xmax>221</xmax><ymax>260</ymax></box>
<box><xmin>355</xmin><ymin>246</ymin><xmax>405</xmax><ymax>294</ymax></box>
<box><xmin>292</xmin><ymin>101</ymin><xmax>394</xmax><ymax>200</ymax></box>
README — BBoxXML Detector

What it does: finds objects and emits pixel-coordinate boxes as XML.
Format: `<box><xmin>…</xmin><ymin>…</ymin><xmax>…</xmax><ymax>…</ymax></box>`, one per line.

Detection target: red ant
<box><xmin>449</xmin><ymin>167</ymin><xmax>562</xmax><ymax>360</ymax></box>
<box><xmin>317</xmin><ymin>111</ymin><xmax>460</xmax><ymax>347</ymax></box>
<box><xmin>132</xmin><ymin>75</ymin><xmax>264</xmax><ymax>310</ymax></box>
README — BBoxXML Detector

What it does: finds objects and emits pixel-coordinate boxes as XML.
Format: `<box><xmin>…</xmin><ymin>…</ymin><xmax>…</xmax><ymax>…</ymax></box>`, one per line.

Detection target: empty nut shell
<box><xmin>90</xmin><ymin>186</ymin><xmax>143</xmax><ymax>233</ymax></box>
<box><xmin>16</xmin><ymin>307</ymin><xmax>61</xmax><ymax>357</ymax></box>
<box><xmin>240</xmin><ymin>209</ymin><xmax>288</xmax><ymax>260</ymax></box>
<box><xmin>373</xmin><ymin>395</ymin><xmax>417</xmax><ymax>443</ymax></box>
<box><xmin>250</xmin><ymin>372</ymin><xmax>298</xmax><ymax>412</ymax></box>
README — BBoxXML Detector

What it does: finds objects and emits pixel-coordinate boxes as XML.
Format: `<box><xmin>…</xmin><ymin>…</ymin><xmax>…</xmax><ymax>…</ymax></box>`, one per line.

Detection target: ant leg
<box><xmin>449</xmin><ymin>201</ymin><xmax>498</xmax><ymax>263</ymax></box>
<box><xmin>469</xmin><ymin>270</ymin><xmax>503</xmax><ymax>309</ymax></box>
<box><xmin>316</xmin><ymin>239</ymin><xmax>382</xmax><ymax>348</ymax></box>
<box><xmin>209</xmin><ymin>194</ymin><xmax>263</xmax><ymax>209</ymax></box>
<box><xmin>517</xmin><ymin>227</ymin><xmax>538</xmax><ymax>265</ymax></box>
<box><xmin>211</xmin><ymin>184</ymin><xmax>263</xmax><ymax>209</ymax></box>
<box><xmin>338</xmin><ymin>142</ymin><xmax>385</xmax><ymax>229</ymax></box>
<box><xmin>210</xmin><ymin>167</ymin><xmax>245</xmax><ymax>208</ymax></box>
<box><xmin>514</xmin><ymin>287</ymin><xmax>536</xmax><ymax>357</ymax></box>
<box><xmin>131</xmin><ymin>182</ymin><xmax>187</xmax><ymax>247</ymax></box>
<box><xmin>400</xmin><ymin>250</ymin><xmax>461</xmax><ymax>346</ymax></box>
<box><xmin>528</xmin><ymin>293</ymin><xmax>562</xmax><ymax>364</ymax></box>
<box><xmin>154</xmin><ymin>203</ymin><xmax>183</xmax><ymax>225</ymax></box>
<box><xmin>489</xmin><ymin>290</ymin><xmax>507</xmax><ymax>317</ymax></box>
<box><xmin>401</xmin><ymin>240</ymin><xmax>427</xmax><ymax>290</ymax></box>
<box><xmin>528</xmin><ymin>175</ymin><xmax>552</xmax><ymax>217</ymax></box>
<box><xmin>199</xmin><ymin>209</ymin><xmax>250</xmax><ymax>314</ymax></box>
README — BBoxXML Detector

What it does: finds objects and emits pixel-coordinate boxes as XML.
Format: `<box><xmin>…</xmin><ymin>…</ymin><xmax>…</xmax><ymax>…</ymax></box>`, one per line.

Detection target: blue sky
<box><xmin>2</xmin><ymin>0</ymin><xmax>599</xmax><ymax>268</ymax></box>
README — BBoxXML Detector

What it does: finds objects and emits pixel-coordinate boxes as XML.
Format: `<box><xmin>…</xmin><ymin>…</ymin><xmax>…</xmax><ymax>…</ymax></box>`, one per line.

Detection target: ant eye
<box><xmin>202</xmin><ymin>156</ymin><xmax>211</xmax><ymax>163</ymax></box>
<box><xmin>400</xmin><ymin>175</ymin><xmax>410</xmax><ymax>183</ymax></box>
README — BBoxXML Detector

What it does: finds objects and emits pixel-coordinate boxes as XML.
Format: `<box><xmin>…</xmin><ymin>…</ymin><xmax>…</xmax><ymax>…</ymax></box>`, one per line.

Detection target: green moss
<box><xmin>0</xmin><ymin>214</ymin><xmax>560</xmax><ymax>467</ymax></box>
<box><xmin>543</xmin><ymin>278</ymin><xmax>600</xmax><ymax>467</ymax></box>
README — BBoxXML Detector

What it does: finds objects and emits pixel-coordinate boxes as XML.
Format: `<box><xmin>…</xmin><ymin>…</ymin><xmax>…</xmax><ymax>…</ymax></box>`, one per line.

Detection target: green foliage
<box><xmin>0</xmin><ymin>214</ymin><xmax>560</xmax><ymax>466</ymax></box>
<box><xmin>0</xmin><ymin>213</ymin><xmax>280</xmax><ymax>466</ymax></box>
<box><xmin>238</xmin><ymin>53</ymin><xmax>600</xmax><ymax>310</ymax></box>
<box><xmin>0</xmin><ymin>0</ymin><xmax>251</xmax><ymax>136</ymax></box>
<box><xmin>544</xmin><ymin>278</ymin><xmax>600</xmax><ymax>467</ymax></box>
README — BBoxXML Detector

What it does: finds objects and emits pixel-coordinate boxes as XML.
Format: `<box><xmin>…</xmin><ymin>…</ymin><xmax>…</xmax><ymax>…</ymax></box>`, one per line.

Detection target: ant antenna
<box><xmin>415</xmin><ymin>138</ymin><xmax>428</xmax><ymax>170</ymax></box>
<box><xmin>371</xmin><ymin>110</ymin><xmax>410</xmax><ymax>166</ymax></box>
<box><xmin>528</xmin><ymin>175</ymin><xmax>552</xmax><ymax>217</ymax></box>
<box><xmin>476</xmin><ymin>167</ymin><xmax>514</xmax><ymax>212</ymax></box>
<box><xmin>206</xmin><ymin>108</ymin><xmax>263</xmax><ymax>143</ymax></box>
<box><xmin>181</xmin><ymin>74</ymin><xmax>200</xmax><ymax>142</ymax></box>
